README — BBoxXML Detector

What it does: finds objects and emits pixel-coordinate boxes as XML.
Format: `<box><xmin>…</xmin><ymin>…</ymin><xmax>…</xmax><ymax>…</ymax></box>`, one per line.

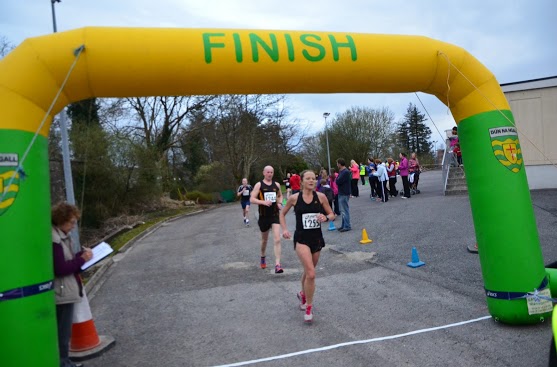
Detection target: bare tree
<box><xmin>198</xmin><ymin>94</ymin><xmax>296</xmax><ymax>182</ymax></box>
<box><xmin>123</xmin><ymin>96</ymin><xmax>215</xmax><ymax>190</ymax></box>
<box><xmin>127</xmin><ymin>96</ymin><xmax>215</xmax><ymax>157</ymax></box>
<box><xmin>0</xmin><ymin>35</ymin><xmax>15</xmax><ymax>58</ymax></box>
<box><xmin>327</xmin><ymin>106</ymin><xmax>396</xmax><ymax>162</ymax></box>
<box><xmin>299</xmin><ymin>135</ymin><xmax>324</xmax><ymax>170</ymax></box>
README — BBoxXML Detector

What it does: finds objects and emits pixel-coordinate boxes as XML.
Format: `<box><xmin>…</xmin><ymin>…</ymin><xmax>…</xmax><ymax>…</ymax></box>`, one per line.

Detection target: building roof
<box><xmin>501</xmin><ymin>76</ymin><xmax>557</xmax><ymax>93</ymax></box>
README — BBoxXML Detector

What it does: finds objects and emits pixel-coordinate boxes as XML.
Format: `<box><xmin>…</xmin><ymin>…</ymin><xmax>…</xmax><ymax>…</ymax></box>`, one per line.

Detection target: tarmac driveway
<box><xmin>86</xmin><ymin>171</ymin><xmax>557</xmax><ymax>367</ymax></box>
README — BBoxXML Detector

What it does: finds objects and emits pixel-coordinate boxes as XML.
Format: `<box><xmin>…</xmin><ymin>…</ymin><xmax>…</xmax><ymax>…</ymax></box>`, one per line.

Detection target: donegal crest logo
<box><xmin>0</xmin><ymin>154</ymin><xmax>20</xmax><ymax>216</ymax></box>
<box><xmin>490</xmin><ymin>127</ymin><xmax>523</xmax><ymax>173</ymax></box>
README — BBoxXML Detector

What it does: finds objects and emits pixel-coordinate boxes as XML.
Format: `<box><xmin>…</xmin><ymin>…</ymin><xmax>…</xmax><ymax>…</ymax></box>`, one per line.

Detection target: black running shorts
<box><xmin>293</xmin><ymin>233</ymin><xmax>325</xmax><ymax>254</ymax></box>
<box><xmin>258</xmin><ymin>216</ymin><xmax>279</xmax><ymax>232</ymax></box>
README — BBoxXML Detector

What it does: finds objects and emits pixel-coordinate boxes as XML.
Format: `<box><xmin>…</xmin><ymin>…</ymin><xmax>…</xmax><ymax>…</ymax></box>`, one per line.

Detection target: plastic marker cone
<box><xmin>69</xmin><ymin>290</ymin><xmax>115</xmax><ymax>360</ymax></box>
<box><xmin>328</xmin><ymin>221</ymin><xmax>336</xmax><ymax>231</ymax></box>
<box><xmin>359</xmin><ymin>229</ymin><xmax>373</xmax><ymax>244</ymax></box>
<box><xmin>407</xmin><ymin>247</ymin><xmax>425</xmax><ymax>268</ymax></box>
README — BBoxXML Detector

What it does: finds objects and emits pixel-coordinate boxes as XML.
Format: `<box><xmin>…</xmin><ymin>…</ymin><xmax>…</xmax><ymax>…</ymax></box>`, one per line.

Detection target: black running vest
<box><xmin>258</xmin><ymin>180</ymin><xmax>280</xmax><ymax>217</ymax></box>
<box><xmin>294</xmin><ymin>191</ymin><xmax>324</xmax><ymax>242</ymax></box>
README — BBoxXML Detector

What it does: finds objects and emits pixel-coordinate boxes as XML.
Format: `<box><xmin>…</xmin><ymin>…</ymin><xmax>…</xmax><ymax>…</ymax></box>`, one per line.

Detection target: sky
<box><xmin>1</xmin><ymin>0</ymin><xmax>556</xmax><ymax>146</ymax></box>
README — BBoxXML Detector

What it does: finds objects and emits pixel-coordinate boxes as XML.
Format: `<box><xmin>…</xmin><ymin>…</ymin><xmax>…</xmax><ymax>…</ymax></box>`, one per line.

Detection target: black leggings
<box><xmin>369</xmin><ymin>176</ymin><xmax>379</xmax><ymax>197</ymax></box>
<box><xmin>333</xmin><ymin>194</ymin><xmax>340</xmax><ymax>215</ymax></box>
<box><xmin>389</xmin><ymin>177</ymin><xmax>397</xmax><ymax>197</ymax></box>
<box><xmin>402</xmin><ymin>176</ymin><xmax>411</xmax><ymax>198</ymax></box>
<box><xmin>351</xmin><ymin>179</ymin><xmax>359</xmax><ymax>197</ymax></box>
<box><xmin>375</xmin><ymin>181</ymin><xmax>388</xmax><ymax>202</ymax></box>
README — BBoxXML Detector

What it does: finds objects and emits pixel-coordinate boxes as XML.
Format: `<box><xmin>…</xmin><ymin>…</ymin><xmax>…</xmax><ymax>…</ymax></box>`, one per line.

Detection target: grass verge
<box><xmin>110</xmin><ymin>206</ymin><xmax>202</xmax><ymax>252</ymax></box>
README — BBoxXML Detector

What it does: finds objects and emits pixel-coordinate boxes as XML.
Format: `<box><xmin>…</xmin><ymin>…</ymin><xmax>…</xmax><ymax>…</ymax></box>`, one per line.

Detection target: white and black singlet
<box><xmin>294</xmin><ymin>191</ymin><xmax>325</xmax><ymax>253</ymax></box>
<box><xmin>238</xmin><ymin>184</ymin><xmax>253</xmax><ymax>202</ymax></box>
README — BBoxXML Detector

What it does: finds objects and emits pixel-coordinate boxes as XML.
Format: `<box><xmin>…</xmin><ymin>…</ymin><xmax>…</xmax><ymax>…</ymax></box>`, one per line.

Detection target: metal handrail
<box><xmin>441</xmin><ymin>139</ymin><xmax>453</xmax><ymax>195</ymax></box>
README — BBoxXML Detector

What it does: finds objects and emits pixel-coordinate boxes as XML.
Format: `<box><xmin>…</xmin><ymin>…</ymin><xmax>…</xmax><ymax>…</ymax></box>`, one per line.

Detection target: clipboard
<box><xmin>81</xmin><ymin>242</ymin><xmax>114</xmax><ymax>270</ymax></box>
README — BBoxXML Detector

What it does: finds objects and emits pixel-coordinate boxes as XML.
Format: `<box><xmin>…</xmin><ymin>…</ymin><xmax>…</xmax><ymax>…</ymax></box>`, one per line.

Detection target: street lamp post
<box><xmin>432</xmin><ymin>140</ymin><xmax>438</xmax><ymax>166</ymax></box>
<box><xmin>51</xmin><ymin>0</ymin><xmax>61</xmax><ymax>32</ymax></box>
<box><xmin>50</xmin><ymin>0</ymin><xmax>79</xmax><ymax>248</ymax></box>
<box><xmin>323</xmin><ymin>112</ymin><xmax>331</xmax><ymax>176</ymax></box>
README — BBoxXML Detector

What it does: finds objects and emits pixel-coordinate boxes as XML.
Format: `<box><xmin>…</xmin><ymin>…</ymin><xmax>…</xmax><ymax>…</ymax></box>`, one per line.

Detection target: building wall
<box><xmin>503</xmin><ymin>83</ymin><xmax>557</xmax><ymax>189</ymax></box>
<box><xmin>505</xmin><ymin>86</ymin><xmax>557</xmax><ymax>166</ymax></box>
<box><xmin>524</xmin><ymin>165</ymin><xmax>557</xmax><ymax>190</ymax></box>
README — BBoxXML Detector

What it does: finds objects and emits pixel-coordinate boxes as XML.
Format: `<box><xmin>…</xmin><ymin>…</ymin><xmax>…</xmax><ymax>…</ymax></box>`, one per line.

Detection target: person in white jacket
<box><xmin>371</xmin><ymin>159</ymin><xmax>389</xmax><ymax>202</ymax></box>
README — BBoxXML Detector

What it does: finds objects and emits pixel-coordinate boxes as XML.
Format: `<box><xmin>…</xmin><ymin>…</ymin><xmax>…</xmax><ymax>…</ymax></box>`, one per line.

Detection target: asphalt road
<box><xmin>86</xmin><ymin>171</ymin><xmax>557</xmax><ymax>367</ymax></box>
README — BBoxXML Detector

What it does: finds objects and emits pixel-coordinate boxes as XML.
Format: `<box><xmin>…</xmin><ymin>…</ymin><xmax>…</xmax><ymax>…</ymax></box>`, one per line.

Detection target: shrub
<box><xmin>185</xmin><ymin>190</ymin><xmax>214</xmax><ymax>204</ymax></box>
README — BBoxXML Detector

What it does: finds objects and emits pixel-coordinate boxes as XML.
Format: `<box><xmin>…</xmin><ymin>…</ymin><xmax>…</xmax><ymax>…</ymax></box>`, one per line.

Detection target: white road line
<box><xmin>212</xmin><ymin>315</ymin><xmax>492</xmax><ymax>367</ymax></box>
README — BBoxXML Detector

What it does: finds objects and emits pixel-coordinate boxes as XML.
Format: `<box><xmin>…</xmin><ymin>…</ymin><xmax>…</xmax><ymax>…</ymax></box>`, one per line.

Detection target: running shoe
<box><xmin>260</xmin><ymin>256</ymin><xmax>266</xmax><ymax>269</ymax></box>
<box><xmin>275</xmin><ymin>264</ymin><xmax>284</xmax><ymax>273</ymax></box>
<box><xmin>297</xmin><ymin>291</ymin><xmax>307</xmax><ymax>310</ymax></box>
<box><xmin>245</xmin><ymin>219</ymin><xmax>250</xmax><ymax>226</ymax></box>
<box><xmin>304</xmin><ymin>305</ymin><xmax>313</xmax><ymax>323</ymax></box>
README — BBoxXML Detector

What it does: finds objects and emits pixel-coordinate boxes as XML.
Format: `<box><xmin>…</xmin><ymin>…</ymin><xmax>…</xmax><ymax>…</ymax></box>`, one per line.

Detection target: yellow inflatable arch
<box><xmin>0</xmin><ymin>28</ymin><xmax>550</xmax><ymax>366</ymax></box>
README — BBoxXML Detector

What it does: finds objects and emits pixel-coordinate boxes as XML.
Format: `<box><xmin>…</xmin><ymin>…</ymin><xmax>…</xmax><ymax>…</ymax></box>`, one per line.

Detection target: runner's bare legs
<box><xmin>260</xmin><ymin>230</ymin><xmax>268</xmax><ymax>257</ymax></box>
<box><xmin>271</xmin><ymin>223</ymin><xmax>281</xmax><ymax>266</ymax></box>
<box><xmin>296</xmin><ymin>245</ymin><xmax>320</xmax><ymax>306</ymax></box>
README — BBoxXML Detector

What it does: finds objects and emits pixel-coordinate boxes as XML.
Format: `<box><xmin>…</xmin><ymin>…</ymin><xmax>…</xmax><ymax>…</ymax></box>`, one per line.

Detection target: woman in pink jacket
<box><xmin>349</xmin><ymin>160</ymin><xmax>360</xmax><ymax>197</ymax></box>
<box><xmin>398</xmin><ymin>152</ymin><xmax>411</xmax><ymax>199</ymax></box>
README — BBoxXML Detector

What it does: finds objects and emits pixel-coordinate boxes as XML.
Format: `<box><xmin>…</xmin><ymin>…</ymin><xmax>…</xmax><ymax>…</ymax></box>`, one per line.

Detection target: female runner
<box><xmin>280</xmin><ymin>170</ymin><xmax>335</xmax><ymax>323</ymax></box>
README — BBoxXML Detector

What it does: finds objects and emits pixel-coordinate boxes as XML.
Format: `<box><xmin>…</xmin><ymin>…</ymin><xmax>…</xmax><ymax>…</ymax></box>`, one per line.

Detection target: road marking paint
<box><xmin>212</xmin><ymin>315</ymin><xmax>492</xmax><ymax>367</ymax></box>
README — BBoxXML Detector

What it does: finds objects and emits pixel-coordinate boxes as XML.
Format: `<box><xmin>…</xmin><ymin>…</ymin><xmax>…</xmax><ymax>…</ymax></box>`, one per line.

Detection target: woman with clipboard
<box><xmin>51</xmin><ymin>202</ymin><xmax>92</xmax><ymax>367</ymax></box>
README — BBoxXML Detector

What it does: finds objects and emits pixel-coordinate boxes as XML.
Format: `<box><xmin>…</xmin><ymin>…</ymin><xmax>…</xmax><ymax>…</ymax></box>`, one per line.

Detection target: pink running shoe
<box><xmin>275</xmin><ymin>264</ymin><xmax>284</xmax><ymax>274</ymax></box>
<box><xmin>304</xmin><ymin>305</ymin><xmax>313</xmax><ymax>323</ymax></box>
<box><xmin>297</xmin><ymin>291</ymin><xmax>307</xmax><ymax>310</ymax></box>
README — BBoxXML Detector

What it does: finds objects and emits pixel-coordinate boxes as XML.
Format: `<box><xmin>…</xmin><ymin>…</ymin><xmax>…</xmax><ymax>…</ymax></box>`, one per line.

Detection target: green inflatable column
<box><xmin>460</xmin><ymin>110</ymin><xmax>552</xmax><ymax>324</ymax></box>
<box><xmin>0</xmin><ymin>130</ymin><xmax>58</xmax><ymax>366</ymax></box>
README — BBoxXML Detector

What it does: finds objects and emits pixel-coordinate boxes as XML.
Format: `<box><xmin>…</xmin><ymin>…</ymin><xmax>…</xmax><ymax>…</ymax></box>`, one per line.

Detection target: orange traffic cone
<box><xmin>70</xmin><ymin>321</ymin><xmax>101</xmax><ymax>351</ymax></box>
<box><xmin>70</xmin><ymin>290</ymin><xmax>115</xmax><ymax>360</ymax></box>
<box><xmin>359</xmin><ymin>229</ymin><xmax>373</xmax><ymax>244</ymax></box>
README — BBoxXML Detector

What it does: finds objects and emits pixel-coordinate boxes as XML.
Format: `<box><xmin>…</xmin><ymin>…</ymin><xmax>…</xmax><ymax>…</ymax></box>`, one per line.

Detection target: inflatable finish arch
<box><xmin>0</xmin><ymin>28</ymin><xmax>552</xmax><ymax>365</ymax></box>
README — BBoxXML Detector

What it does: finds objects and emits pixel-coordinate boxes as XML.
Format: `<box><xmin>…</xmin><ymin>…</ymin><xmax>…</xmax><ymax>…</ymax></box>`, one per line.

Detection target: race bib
<box><xmin>242</xmin><ymin>189</ymin><xmax>250</xmax><ymax>196</ymax></box>
<box><xmin>302</xmin><ymin>213</ymin><xmax>321</xmax><ymax>230</ymax></box>
<box><xmin>264</xmin><ymin>192</ymin><xmax>277</xmax><ymax>202</ymax></box>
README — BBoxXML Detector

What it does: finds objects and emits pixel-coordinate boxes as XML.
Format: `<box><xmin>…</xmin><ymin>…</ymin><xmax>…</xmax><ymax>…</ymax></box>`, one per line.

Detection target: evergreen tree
<box><xmin>396</xmin><ymin>120</ymin><xmax>410</xmax><ymax>152</ymax></box>
<box><xmin>399</xmin><ymin>103</ymin><xmax>432</xmax><ymax>155</ymax></box>
<box><xmin>67</xmin><ymin>98</ymin><xmax>117</xmax><ymax>226</ymax></box>
<box><xmin>67</xmin><ymin>99</ymin><xmax>101</xmax><ymax>125</ymax></box>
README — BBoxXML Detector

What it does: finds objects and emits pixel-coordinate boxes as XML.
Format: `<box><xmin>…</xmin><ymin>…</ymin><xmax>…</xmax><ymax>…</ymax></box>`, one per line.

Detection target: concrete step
<box><xmin>445</xmin><ymin>188</ymin><xmax>469</xmax><ymax>195</ymax></box>
<box><xmin>446</xmin><ymin>183</ymin><xmax>468</xmax><ymax>191</ymax></box>
<box><xmin>447</xmin><ymin>178</ymin><xmax>467</xmax><ymax>186</ymax></box>
<box><xmin>448</xmin><ymin>170</ymin><xmax>466</xmax><ymax>179</ymax></box>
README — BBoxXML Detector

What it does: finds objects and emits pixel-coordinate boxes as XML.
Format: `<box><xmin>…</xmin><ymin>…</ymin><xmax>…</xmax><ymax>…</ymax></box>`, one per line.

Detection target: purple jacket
<box><xmin>53</xmin><ymin>228</ymin><xmax>85</xmax><ymax>302</ymax></box>
<box><xmin>398</xmin><ymin>157</ymin><xmax>409</xmax><ymax>176</ymax></box>
<box><xmin>53</xmin><ymin>243</ymin><xmax>85</xmax><ymax>277</ymax></box>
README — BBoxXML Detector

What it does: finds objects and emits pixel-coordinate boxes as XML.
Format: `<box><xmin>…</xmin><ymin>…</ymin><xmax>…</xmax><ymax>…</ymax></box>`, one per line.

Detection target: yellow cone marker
<box><xmin>360</xmin><ymin>229</ymin><xmax>373</xmax><ymax>244</ymax></box>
